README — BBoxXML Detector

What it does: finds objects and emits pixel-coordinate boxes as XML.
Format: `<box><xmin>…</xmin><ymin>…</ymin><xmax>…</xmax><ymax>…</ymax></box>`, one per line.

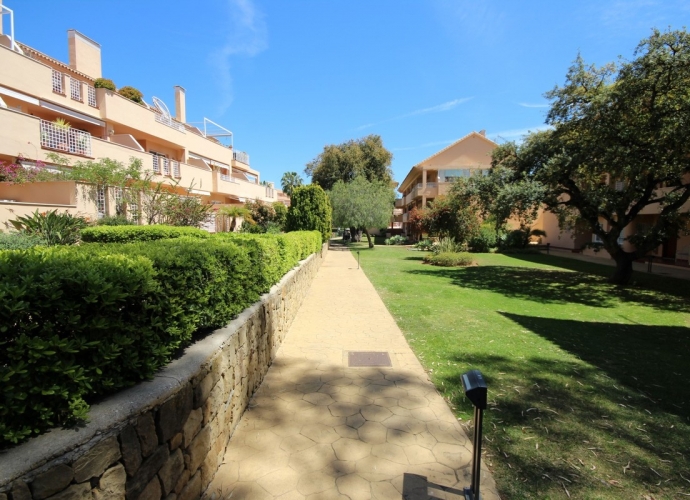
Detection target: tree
<box><xmin>218</xmin><ymin>205</ymin><xmax>252</xmax><ymax>232</ymax></box>
<box><xmin>285</xmin><ymin>185</ymin><xmax>332</xmax><ymax>243</ymax></box>
<box><xmin>499</xmin><ymin>29</ymin><xmax>690</xmax><ymax>285</ymax></box>
<box><xmin>280</xmin><ymin>171</ymin><xmax>303</xmax><ymax>198</ymax></box>
<box><xmin>329</xmin><ymin>176</ymin><xmax>395</xmax><ymax>248</ymax></box>
<box><xmin>422</xmin><ymin>196</ymin><xmax>481</xmax><ymax>244</ymax></box>
<box><xmin>305</xmin><ymin>135</ymin><xmax>393</xmax><ymax>191</ymax></box>
<box><xmin>272</xmin><ymin>202</ymin><xmax>288</xmax><ymax>229</ymax></box>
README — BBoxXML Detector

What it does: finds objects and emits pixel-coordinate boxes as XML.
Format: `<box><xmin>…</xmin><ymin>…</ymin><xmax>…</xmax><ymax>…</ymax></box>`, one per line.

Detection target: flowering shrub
<box><xmin>0</xmin><ymin>159</ymin><xmax>60</xmax><ymax>184</ymax></box>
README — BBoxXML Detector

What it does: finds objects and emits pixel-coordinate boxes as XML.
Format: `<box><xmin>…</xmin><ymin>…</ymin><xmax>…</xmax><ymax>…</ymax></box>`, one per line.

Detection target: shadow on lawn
<box><xmin>405</xmin><ymin>265</ymin><xmax>690</xmax><ymax>312</ymax></box>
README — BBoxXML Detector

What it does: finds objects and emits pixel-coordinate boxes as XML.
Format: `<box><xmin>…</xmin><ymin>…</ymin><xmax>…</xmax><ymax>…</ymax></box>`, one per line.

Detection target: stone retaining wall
<box><xmin>0</xmin><ymin>245</ymin><xmax>327</xmax><ymax>500</ymax></box>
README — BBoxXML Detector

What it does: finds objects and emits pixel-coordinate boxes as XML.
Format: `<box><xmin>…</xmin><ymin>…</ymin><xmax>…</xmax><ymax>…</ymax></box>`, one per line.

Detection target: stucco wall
<box><xmin>0</xmin><ymin>244</ymin><xmax>327</xmax><ymax>500</ymax></box>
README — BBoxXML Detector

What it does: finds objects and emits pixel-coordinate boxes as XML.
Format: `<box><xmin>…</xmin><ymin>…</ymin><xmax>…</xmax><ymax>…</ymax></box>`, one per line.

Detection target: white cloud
<box><xmin>518</xmin><ymin>102</ymin><xmax>549</xmax><ymax>109</ymax></box>
<box><xmin>211</xmin><ymin>0</ymin><xmax>268</xmax><ymax>114</ymax></box>
<box><xmin>356</xmin><ymin>98</ymin><xmax>473</xmax><ymax>130</ymax></box>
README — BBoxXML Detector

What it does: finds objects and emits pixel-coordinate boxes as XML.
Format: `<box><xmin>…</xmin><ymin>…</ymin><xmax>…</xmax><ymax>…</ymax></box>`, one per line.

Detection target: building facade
<box><xmin>0</xmin><ymin>6</ymin><xmax>284</xmax><ymax>229</ymax></box>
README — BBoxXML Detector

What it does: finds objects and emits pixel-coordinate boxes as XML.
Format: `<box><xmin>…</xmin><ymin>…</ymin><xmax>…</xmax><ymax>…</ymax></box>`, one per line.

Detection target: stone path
<box><xmin>208</xmin><ymin>250</ymin><xmax>500</xmax><ymax>499</ymax></box>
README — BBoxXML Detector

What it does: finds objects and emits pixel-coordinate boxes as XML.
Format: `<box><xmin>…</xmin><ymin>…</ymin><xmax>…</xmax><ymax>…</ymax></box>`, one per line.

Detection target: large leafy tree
<box><xmin>329</xmin><ymin>176</ymin><xmax>395</xmax><ymax>248</ymax></box>
<box><xmin>499</xmin><ymin>29</ymin><xmax>690</xmax><ymax>285</ymax></box>
<box><xmin>305</xmin><ymin>135</ymin><xmax>393</xmax><ymax>191</ymax></box>
<box><xmin>280</xmin><ymin>171</ymin><xmax>303</xmax><ymax>198</ymax></box>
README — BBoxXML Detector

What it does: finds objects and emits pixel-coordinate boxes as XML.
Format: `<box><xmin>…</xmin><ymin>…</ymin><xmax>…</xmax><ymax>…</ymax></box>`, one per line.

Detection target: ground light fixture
<box><xmin>462</xmin><ymin>369</ymin><xmax>488</xmax><ymax>500</ymax></box>
<box><xmin>357</xmin><ymin>250</ymin><xmax>360</xmax><ymax>269</ymax></box>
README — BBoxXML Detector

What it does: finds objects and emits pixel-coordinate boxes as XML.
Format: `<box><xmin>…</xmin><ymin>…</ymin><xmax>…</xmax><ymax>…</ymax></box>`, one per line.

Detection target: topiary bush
<box><xmin>81</xmin><ymin>225</ymin><xmax>208</xmax><ymax>243</ymax></box>
<box><xmin>423</xmin><ymin>252</ymin><xmax>475</xmax><ymax>267</ymax></box>
<box><xmin>0</xmin><ymin>230</ymin><xmax>321</xmax><ymax>447</ymax></box>
<box><xmin>285</xmin><ymin>185</ymin><xmax>332</xmax><ymax>242</ymax></box>
<box><xmin>118</xmin><ymin>86</ymin><xmax>144</xmax><ymax>104</ymax></box>
<box><xmin>94</xmin><ymin>78</ymin><xmax>116</xmax><ymax>91</ymax></box>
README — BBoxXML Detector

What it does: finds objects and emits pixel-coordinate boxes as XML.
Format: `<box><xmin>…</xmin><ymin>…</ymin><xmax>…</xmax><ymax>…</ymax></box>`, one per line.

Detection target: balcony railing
<box><xmin>172</xmin><ymin>160</ymin><xmax>181</xmax><ymax>178</ymax></box>
<box><xmin>51</xmin><ymin>69</ymin><xmax>98</xmax><ymax>108</ymax></box>
<box><xmin>392</xmin><ymin>222</ymin><xmax>403</xmax><ymax>229</ymax></box>
<box><xmin>154</xmin><ymin>112</ymin><xmax>185</xmax><ymax>132</ymax></box>
<box><xmin>233</xmin><ymin>150</ymin><xmax>250</xmax><ymax>165</ymax></box>
<box><xmin>40</xmin><ymin>119</ymin><xmax>92</xmax><ymax>156</ymax></box>
<box><xmin>220</xmin><ymin>172</ymin><xmax>238</xmax><ymax>183</ymax></box>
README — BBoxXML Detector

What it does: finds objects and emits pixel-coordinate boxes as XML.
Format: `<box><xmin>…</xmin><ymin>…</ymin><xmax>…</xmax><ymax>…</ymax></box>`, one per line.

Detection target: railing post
<box><xmin>462</xmin><ymin>369</ymin><xmax>487</xmax><ymax>500</ymax></box>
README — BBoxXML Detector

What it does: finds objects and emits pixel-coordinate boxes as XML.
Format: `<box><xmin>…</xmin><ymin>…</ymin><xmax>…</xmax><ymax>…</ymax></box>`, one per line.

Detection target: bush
<box><xmin>0</xmin><ymin>231</ymin><xmax>321</xmax><ymax>447</ymax></box>
<box><xmin>469</xmin><ymin>227</ymin><xmax>498</xmax><ymax>253</ymax></box>
<box><xmin>423</xmin><ymin>252</ymin><xmax>475</xmax><ymax>267</ymax></box>
<box><xmin>385</xmin><ymin>235</ymin><xmax>408</xmax><ymax>245</ymax></box>
<box><xmin>97</xmin><ymin>215</ymin><xmax>135</xmax><ymax>226</ymax></box>
<box><xmin>9</xmin><ymin>210</ymin><xmax>88</xmax><ymax>245</ymax></box>
<box><xmin>286</xmin><ymin>185</ymin><xmax>332</xmax><ymax>242</ymax></box>
<box><xmin>81</xmin><ymin>225</ymin><xmax>208</xmax><ymax>243</ymax></box>
<box><xmin>94</xmin><ymin>78</ymin><xmax>116</xmax><ymax>91</ymax></box>
<box><xmin>432</xmin><ymin>237</ymin><xmax>466</xmax><ymax>255</ymax></box>
<box><xmin>0</xmin><ymin>232</ymin><xmax>47</xmax><ymax>250</ymax></box>
<box><xmin>118</xmin><ymin>86</ymin><xmax>144</xmax><ymax>104</ymax></box>
<box><xmin>413</xmin><ymin>239</ymin><xmax>434</xmax><ymax>251</ymax></box>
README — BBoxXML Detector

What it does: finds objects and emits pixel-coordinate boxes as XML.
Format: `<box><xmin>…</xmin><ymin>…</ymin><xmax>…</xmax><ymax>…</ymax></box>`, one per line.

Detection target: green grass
<box><xmin>355</xmin><ymin>246</ymin><xmax>690</xmax><ymax>500</ymax></box>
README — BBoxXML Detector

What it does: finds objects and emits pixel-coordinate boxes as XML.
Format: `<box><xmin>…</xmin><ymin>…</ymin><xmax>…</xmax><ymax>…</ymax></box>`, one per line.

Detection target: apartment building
<box><xmin>396</xmin><ymin>130</ymin><xmax>496</xmax><ymax>233</ymax></box>
<box><xmin>0</xmin><ymin>4</ymin><xmax>284</xmax><ymax>228</ymax></box>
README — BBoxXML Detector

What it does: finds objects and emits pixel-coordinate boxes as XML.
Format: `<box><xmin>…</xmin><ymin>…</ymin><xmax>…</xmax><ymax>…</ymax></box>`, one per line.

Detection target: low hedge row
<box><xmin>80</xmin><ymin>225</ymin><xmax>209</xmax><ymax>243</ymax></box>
<box><xmin>0</xmin><ymin>231</ymin><xmax>321</xmax><ymax>447</ymax></box>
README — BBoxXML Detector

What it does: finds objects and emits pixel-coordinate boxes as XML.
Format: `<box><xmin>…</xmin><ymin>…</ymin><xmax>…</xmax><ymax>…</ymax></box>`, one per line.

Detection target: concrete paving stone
<box><xmin>360</xmin><ymin>404</ymin><xmax>393</xmax><ymax>422</ymax></box>
<box><xmin>386</xmin><ymin>428</ymin><xmax>416</xmax><ymax>447</ymax></box>
<box><xmin>300</xmin><ymin>423</ymin><xmax>340</xmax><ymax>444</ymax></box>
<box><xmin>372</xmin><ymin>397</ymin><xmax>398</xmax><ymax>408</ymax></box>
<box><xmin>332</xmin><ymin>437</ymin><xmax>372</xmax><ymax>461</ymax></box>
<box><xmin>329</xmin><ymin>460</ymin><xmax>356</xmax><ymax>477</ymax></box>
<box><xmin>271</xmin><ymin>420</ymin><xmax>307</xmax><ymax>437</ymax></box>
<box><xmin>285</xmin><ymin>399</ymin><xmax>316</xmax><ymax>414</ymax></box>
<box><xmin>239</xmin><ymin>428</ymin><xmax>281</xmax><ymax>451</ymax></box>
<box><xmin>410</xmin><ymin>406</ymin><xmax>439</xmax><ymax>422</ymax></box>
<box><xmin>328</xmin><ymin>402</ymin><xmax>360</xmax><ymax>417</ymax></box>
<box><xmin>297</xmin><ymin>470</ymin><xmax>336</xmax><ymax>496</ymax></box>
<box><xmin>415</xmin><ymin>431</ymin><xmax>439</xmax><ymax>450</ymax></box>
<box><xmin>280</xmin><ymin>433</ymin><xmax>316</xmax><ymax>453</ymax></box>
<box><xmin>371</xmin><ymin>443</ymin><xmax>409</xmax><ymax>465</ymax></box>
<box><xmin>337</xmin><ymin>384</ymin><xmax>361</xmax><ymax>396</ymax></box>
<box><xmin>370</xmin><ymin>480</ymin><xmax>400</xmax><ymax>500</ymax></box>
<box><xmin>295</xmin><ymin>381</ymin><xmax>324</xmax><ymax>394</ymax></box>
<box><xmin>238</xmin><ymin>451</ymin><xmax>290</xmax><ymax>481</ymax></box>
<box><xmin>331</xmin><ymin>393</ymin><xmax>373</xmax><ymax>406</ymax></box>
<box><xmin>398</xmin><ymin>396</ymin><xmax>430</xmax><ymax>410</ymax></box>
<box><xmin>225</xmin><ymin>482</ymin><xmax>272</xmax><ymax>499</ymax></box>
<box><xmin>355</xmin><ymin>456</ymin><xmax>407</xmax><ymax>482</ymax></box>
<box><xmin>256</xmin><ymin>467</ymin><xmax>300</xmax><ymax>496</ymax></box>
<box><xmin>334</xmin><ymin>424</ymin><xmax>360</xmax><ymax>439</ymax></box>
<box><xmin>335</xmin><ymin>473</ymin><xmax>371</xmax><ymax>499</ymax></box>
<box><xmin>388</xmin><ymin>405</ymin><xmax>412</xmax><ymax>417</ymax></box>
<box><xmin>222</xmin><ymin>444</ymin><xmax>260</xmax><ymax>463</ymax></box>
<box><xmin>410</xmin><ymin>462</ymin><xmax>459</xmax><ymax>487</ymax></box>
<box><xmin>426</xmin><ymin>421</ymin><xmax>466</xmax><ymax>445</ymax></box>
<box><xmin>357</xmin><ymin>421</ymin><xmax>388</xmax><ymax>445</ymax></box>
<box><xmin>274</xmin><ymin>491</ymin><xmax>305</xmax><ymax>500</ymax></box>
<box><xmin>403</xmin><ymin>444</ymin><xmax>438</xmax><ymax>465</ymax></box>
<box><xmin>288</xmin><ymin>444</ymin><xmax>337</xmax><ymax>473</ymax></box>
<box><xmin>316</xmin><ymin>384</ymin><xmax>341</xmax><ymax>396</ymax></box>
<box><xmin>275</xmin><ymin>391</ymin><xmax>305</xmax><ymax>402</ymax></box>
<box><xmin>305</xmin><ymin>488</ymin><xmax>349</xmax><ymax>500</ymax></box>
<box><xmin>303</xmin><ymin>392</ymin><xmax>334</xmax><ymax>406</ymax></box>
<box><xmin>432</xmin><ymin>442</ymin><xmax>472</xmax><ymax>469</ymax></box>
<box><xmin>382</xmin><ymin>415</ymin><xmax>426</xmax><ymax>435</ymax></box>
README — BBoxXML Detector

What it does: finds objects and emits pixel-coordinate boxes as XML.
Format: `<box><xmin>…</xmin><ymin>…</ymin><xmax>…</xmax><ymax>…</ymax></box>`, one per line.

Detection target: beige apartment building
<box><xmin>0</xmin><ymin>4</ymin><xmax>285</xmax><ymax>229</ymax></box>
<box><xmin>397</xmin><ymin>130</ymin><xmax>690</xmax><ymax>265</ymax></box>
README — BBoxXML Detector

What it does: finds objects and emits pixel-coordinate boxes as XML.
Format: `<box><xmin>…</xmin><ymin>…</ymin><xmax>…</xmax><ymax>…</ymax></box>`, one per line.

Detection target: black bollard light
<box><xmin>462</xmin><ymin>369</ymin><xmax>488</xmax><ymax>500</ymax></box>
<box><xmin>357</xmin><ymin>250</ymin><xmax>360</xmax><ymax>269</ymax></box>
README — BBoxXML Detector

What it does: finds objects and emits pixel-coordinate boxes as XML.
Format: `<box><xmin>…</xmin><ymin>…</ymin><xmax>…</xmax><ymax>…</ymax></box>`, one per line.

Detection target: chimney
<box><xmin>68</xmin><ymin>29</ymin><xmax>101</xmax><ymax>78</ymax></box>
<box><xmin>174</xmin><ymin>86</ymin><xmax>186</xmax><ymax>123</ymax></box>
<box><xmin>479</xmin><ymin>129</ymin><xmax>486</xmax><ymax>136</ymax></box>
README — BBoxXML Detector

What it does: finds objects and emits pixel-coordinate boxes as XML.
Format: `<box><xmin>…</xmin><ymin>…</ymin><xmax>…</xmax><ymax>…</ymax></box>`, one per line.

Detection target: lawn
<box><xmin>354</xmin><ymin>245</ymin><xmax>690</xmax><ymax>500</ymax></box>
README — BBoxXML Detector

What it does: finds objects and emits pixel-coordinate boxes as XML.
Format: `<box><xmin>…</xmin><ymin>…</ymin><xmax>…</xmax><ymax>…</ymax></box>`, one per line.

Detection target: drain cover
<box><xmin>348</xmin><ymin>351</ymin><xmax>392</xmax><ymax>367</ymax></box>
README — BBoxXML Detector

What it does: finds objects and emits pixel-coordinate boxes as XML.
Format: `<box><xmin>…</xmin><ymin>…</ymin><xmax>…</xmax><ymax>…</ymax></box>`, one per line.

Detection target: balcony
<box><xmin>233</xmin><ymin>150</ymin><xmax>250</xmax><ymax>165</ymax></box>
<box><xmin>40</xmin><ymin>119</ymin><xmax>92</xmax><ymax>156</ymax></box>
<box><xmin>394</xmin><ymin>198</ymin><xmax>405</xmax><ymax>208</ymax></box>
<box><xmin>152</xmin><ymin>155</ymin><xmax>182</xmax><ymax>179</ymax></box>
<box><xmin>220</xmin><ymin>172</ymin><xmax>238</xmax><ymax>183</ymax></box>
<box><xmin>52</xmin><ymin>69</ymin><xmax>98</xmax><ymax>108</ymax></box>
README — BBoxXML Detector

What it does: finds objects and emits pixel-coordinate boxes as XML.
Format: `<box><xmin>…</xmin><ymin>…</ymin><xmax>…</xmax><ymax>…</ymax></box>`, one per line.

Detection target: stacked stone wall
<box><xmin>0</xmin><ymin>245</ymin><xmax>327</xmax><ymax>500</ymax></box>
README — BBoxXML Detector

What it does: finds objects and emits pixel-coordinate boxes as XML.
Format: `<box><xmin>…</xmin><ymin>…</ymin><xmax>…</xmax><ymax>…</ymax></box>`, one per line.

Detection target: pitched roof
<box><xmin>413</xmin><ymin>131</ymin><xmax>498</xmax><ymax>168</ymax></box>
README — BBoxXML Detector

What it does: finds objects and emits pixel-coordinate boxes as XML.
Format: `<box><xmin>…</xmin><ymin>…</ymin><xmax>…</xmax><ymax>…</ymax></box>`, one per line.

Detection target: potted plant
<box><xmin>53</xmin><ymin>118</ymin><xmax>71</xmax><ymax>151</ymax></box>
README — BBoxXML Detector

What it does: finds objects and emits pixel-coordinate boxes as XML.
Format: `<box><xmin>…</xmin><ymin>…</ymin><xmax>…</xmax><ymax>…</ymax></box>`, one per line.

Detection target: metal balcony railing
<box><xmin>220</xmin><ymin>172</ymin><xmax>238</xmax><ymax>183</ymax></box>
<box><xmin>172</xmin><ymin>160</ymin><xmax>181</xmax><ymax>178</ymax></box>
<box><xmin>40</xmin><ymin>119</ymin><xmax>92</xmax><ymax>156</ymax></box>
<box><xmin>154</xmin><ymin>112</ymin><xmax>185</xmax><ymax>132</ymax></box>
<box><xmin>233</xmin><ymin>150</ymin><xmax>250</xmax><ymax>165</ymax></box>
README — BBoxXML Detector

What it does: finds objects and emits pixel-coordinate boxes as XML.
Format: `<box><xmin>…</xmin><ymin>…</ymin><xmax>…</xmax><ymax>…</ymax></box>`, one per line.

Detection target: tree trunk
<box><xmin>610</xmin><ymin>251</ymin><xmax>635</xmax><ymax>286</ymax></box>
<box><xmin>363</xmin><ymin>228</ymin><xmax>374</xmax><ymax>248</ymax></box>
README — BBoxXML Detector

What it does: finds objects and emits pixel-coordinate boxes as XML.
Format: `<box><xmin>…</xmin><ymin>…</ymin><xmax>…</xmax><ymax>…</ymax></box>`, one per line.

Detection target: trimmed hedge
<box><xmin>81</xmin><ymin>225</ymin><xmax>209</xmax><ymax>243</ymax></box>
<box><xmin>423</xmin><ymin>252</ymin><xmax>476</xmax><ymax>267</ymax></box>
<box><xmin>0</xmin><ymin>231</ymin><xmax>321</xmax><ymax>447</ymax></box>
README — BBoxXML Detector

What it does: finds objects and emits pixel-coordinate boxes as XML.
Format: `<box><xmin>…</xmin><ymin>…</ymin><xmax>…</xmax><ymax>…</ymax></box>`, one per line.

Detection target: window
<box><xmin>96</xmin><ymin>186</ymin><xmax>106</xmax><ymax>218</ymax></box>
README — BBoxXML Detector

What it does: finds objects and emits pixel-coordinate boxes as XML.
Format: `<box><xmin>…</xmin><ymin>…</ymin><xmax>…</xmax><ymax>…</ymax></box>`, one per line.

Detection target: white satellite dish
<box><xmin>152</xmin><ymin>96</ymin><xmax>171</xmax><ymax>119</ymax></box>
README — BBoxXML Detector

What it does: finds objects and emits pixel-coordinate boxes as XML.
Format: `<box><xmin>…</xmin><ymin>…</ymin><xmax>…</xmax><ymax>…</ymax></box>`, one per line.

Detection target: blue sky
<box><xmin>8</xmin><ymin>0</ymin><xmax>690</xmax><ymax>188</ymax></box>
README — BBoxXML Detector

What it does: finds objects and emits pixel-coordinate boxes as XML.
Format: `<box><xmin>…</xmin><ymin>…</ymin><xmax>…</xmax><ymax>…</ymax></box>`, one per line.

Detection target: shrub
<box><xmin>81</xmin><ymin>225</ymin><xmax>208</xmax><ymax>243</ymax></box>
<box><xmin>469</xmin><ymin>226</ymin><xmax>498</xmax><ymax>253</ymax></box>
<box><xmin>432</xmin><ymin>237</ymin><xmax>465</xmax><ymax>255</ymax></box>
<box><xmin>413</xmin><ymin>239</ymin><xmax>434</xmax><ymax>251</ymax></box>
<box><xmin>0</xmin><ymin>232</ymin><xmax>47</xmax><ymax>250</ymax></box>
<box><xmin>385</xmin><ymin>235</ymin><xmax>408</xmax><ymax>245</ymax></box>
<box><xmin>286</xmin><ymin>185</ymin><xmax>332</xmax><ymax>242</ymax></box>
<box><xmin>423</xmin><ymin>252</ymin><xmax>475</xmax><ymax>267</ymax></box>
<box><xmin>118</xmin><ymin>86</ymin><xmax>144</xmax><ymax>104</ymax></box>
<box><xmin>97</xmin><ymin>215</ymin><xmax>135</xmax><ymax>226</ymax></box>
<box><xmin>9</xmin><ymin>210</ymin><xmax>87</xmax><ymax>245</ymax></box>
<box><xmin>94</xmin><ymin>78</ymin><xmax>116</xmax><ymax>91</ymax></box>
<box><xmin>0</xmin><ymin>230</ymin><xmax>321</xmax><ymax>446</ymax></box>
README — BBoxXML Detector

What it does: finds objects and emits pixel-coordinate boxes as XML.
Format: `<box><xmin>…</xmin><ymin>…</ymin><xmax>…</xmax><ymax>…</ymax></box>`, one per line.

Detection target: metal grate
<box><xmin>70</xmin><ymin>78</ymin><xmax>82</xmax><ymax>102</ymax></box>
<box><xmin>40</xmin><ymin>120</ymin><xmax>92</xmax><ymax>156</ymax></box>
<box><xmin>87</xmin><ymin>86</ymin><xmax>97</xmax><ymax>107</ymax></box>
<box><xmin>52</xmin><ymin>69</ymin><xmax>64</xmax><ymax>94</ymax></box>
<box><xmin>348</xmin><ymin>351</ymin><xmax>392</xmax><ymax>367</ymax></box>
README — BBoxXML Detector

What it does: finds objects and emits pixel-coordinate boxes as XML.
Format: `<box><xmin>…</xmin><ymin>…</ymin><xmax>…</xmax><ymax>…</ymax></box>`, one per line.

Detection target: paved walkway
<box><xmin>208</xmin><ymin>250</ymin><xmax>500</xmax><ymax>499</ymax></box>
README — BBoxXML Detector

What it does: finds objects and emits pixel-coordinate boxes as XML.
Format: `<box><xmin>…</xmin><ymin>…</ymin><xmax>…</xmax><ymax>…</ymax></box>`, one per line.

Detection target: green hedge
<box><xmin>0</xmin><ymin>231</ymin><xmax>320</xmax><ymax>447</ymax></box>
<box><xmin>81</xmin><ymin>225</ymin><xmax>209</xmax><ymax>243</ymax></box>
